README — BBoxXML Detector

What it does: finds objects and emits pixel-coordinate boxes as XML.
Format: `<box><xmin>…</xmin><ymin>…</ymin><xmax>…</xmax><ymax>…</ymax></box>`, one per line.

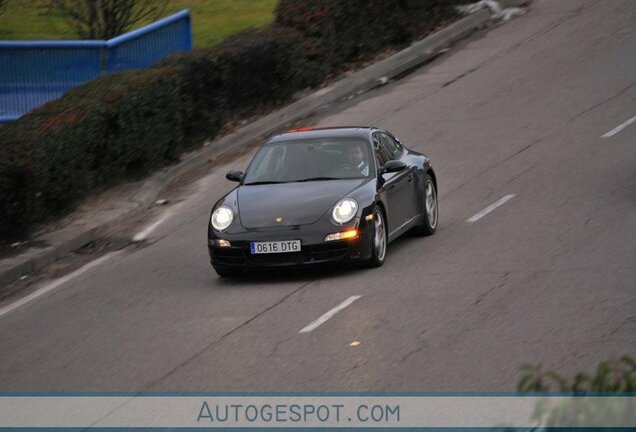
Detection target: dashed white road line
<box><xmin>299</xmin><ymin>295</ymin><xmax>362</xmax><ymax>334</ymax></box>
<box><xmin>132</xmin><ymin>203</ymin><xmax>183</xmax><ymax>242</ymax></box>
<box><xmin>0</xmin><ymin>251</ymin><xmax>120</xmax><ymax>320</ymax></box>
<box><xmin>466</xmin><ymin>194</ymin><xmax>516</xmax><ymax>223</ymax></box>
<box><xmin>602</xmin><ymin>115</ymin><xmax>636</xmax><ymax>138</ymax></box>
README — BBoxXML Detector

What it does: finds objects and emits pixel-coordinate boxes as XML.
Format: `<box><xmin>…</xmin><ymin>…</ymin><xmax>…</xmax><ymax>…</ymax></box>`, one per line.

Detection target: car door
<box><xmin>381</xmin><ymin>133</ymin><xmax>420</xmax><ymax>221</ymax></box>
<box><xmin>374</xmin><ymin>132</ymin><xmax>415</xmax><ymax>237</ymax></box>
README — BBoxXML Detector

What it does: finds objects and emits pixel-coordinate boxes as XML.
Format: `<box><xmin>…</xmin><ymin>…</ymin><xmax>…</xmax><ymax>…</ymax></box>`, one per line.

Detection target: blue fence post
<box><xmin>105</xmin><ymin>9</ymin><xmax>192</xmax><ymax>73</ymax></box>
<box><xmin>184</xmin><ymin>11</ymin><xmax>194</xmax><ymax>52</ymax></box>
<box><xmin>99</xmin><ymin>42</ymin><xmax>108</xmax><ymax>75</ymax></box>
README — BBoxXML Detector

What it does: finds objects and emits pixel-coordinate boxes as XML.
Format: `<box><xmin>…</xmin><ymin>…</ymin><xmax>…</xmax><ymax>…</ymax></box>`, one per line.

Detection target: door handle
<box><xmin>407</xmin><ymin>173</ymin><xmax>414</xmax><ymax>182</ymax></box>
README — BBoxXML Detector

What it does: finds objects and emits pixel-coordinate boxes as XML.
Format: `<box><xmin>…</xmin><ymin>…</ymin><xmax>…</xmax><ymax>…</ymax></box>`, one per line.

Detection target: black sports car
<box><xmin>208</xmin><ymin>127</ymin><xmax>438</xmax><ymax>277</ymax></box>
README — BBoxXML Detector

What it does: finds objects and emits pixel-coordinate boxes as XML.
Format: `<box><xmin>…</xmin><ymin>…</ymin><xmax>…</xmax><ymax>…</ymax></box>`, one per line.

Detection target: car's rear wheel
<box><xmin>414</xmin><ymin>174</ymin><xmax>438</xmax><ymax>236</ymax></box>
<box><xmin>367</xmin><ymin>206</ymin><xmax>387</xmax><ymax>267</ymax></box>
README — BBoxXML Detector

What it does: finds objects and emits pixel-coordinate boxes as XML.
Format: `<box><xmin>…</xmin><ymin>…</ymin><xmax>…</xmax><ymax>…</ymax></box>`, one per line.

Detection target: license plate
<box><xmin>250</xmin><ymin>240</ymin><xmax>301</xmax><ymax>254</ymax></box>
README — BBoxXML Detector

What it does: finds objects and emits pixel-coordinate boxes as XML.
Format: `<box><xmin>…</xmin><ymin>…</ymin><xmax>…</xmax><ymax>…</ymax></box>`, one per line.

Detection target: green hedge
<box><xmin>0</xmin><ymin>68</ymin><xmax>184</xmax><ymax>239</ymax></box>
<box><xmin>275</xmin><ymin>0</ymin><xmax>460</xmax><ymax>77</ymax></box>
<box><xmin>158</xmin><ymin>27</ymin><xmax>306</xmax><ymax>144</ymax></box>
<box><xmin>0</xmin><ymin>1</ymin><xmax>461</xmax><ymax>241</ymax></box>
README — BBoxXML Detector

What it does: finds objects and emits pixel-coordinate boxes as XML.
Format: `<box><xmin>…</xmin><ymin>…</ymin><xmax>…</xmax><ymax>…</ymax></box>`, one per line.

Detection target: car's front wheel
<box><xmin>414</xmin><ymin>174</ymin><xmax>438</xmax><ymax>236</ymax></box>
<box><xmin>367</xmin><ymin>206</ymin><xmax>387</xmax><ymax>267</ymax></box>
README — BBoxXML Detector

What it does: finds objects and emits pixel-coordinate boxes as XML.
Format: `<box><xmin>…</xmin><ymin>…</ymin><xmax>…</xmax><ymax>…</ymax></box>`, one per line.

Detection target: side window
<box><xmin>373</xmin><ymin>134</ymin><xmax>391</xmax><ymax>167</ymax></box>
<box><xmin>380</xmin><ymin>133</ymin><xmax>402</xmax><ymax>159</ymax></box>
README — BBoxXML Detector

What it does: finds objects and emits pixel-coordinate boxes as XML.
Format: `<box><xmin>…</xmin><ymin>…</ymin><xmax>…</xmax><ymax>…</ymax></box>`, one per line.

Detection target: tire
<box><xmin>367</xmin><ymin>206</ymin><xmax>387</xmax><ymax>267</ymax></box>
<box><xmin>214</xmin><ymin>267</ymin><xmax>242</xmax><ymax>278</ymax></box>
<box><xmin>414</xmin><ymin>174</ymin><xmax>438</xmax><ymax>236</ymax></box>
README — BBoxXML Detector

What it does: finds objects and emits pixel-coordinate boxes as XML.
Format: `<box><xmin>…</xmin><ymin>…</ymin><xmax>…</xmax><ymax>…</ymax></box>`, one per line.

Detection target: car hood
<box><xmin>237</xmin><ymin>179</ymin><xmax>367</xmax><ymax>228</ymax></box>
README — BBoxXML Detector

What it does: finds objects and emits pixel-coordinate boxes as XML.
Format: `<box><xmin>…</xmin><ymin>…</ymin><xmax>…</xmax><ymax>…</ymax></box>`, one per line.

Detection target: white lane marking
<box><xmin>0</xmin><ymin>251</ymin><xmax>120</xmax><ymax>320</ymax></box>
<box><xmin>602</xmin><ymin>115</ymin><xmax>636</xmax><ymax>138</ymax></box>
<box><xmin>299</xmin><ymin>295</ymin><xmax>362</xmax><ymax>334</ymax></box>
<box><xmin>132</xmin><ymin>203</ymin><xmax>183</xmax><ymax>242</ymax></box>
<box><xmin>466</xmin><ymin>194</ymin><xmax>516</xmax><ymax>223</ymax></box>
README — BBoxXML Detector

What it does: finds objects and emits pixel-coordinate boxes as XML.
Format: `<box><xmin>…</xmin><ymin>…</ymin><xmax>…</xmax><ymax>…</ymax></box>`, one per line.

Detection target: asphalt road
<box><xmin>0</xmin><ymin>0</ymin><xmax>634</xmax><ymax>392</ymax></box>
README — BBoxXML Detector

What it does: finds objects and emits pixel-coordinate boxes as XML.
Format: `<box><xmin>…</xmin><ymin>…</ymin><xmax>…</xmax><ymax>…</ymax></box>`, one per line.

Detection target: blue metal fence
<box><xmin>0</xmin><ymin>10</ymin><xmax>192</xmax><ymax>122</ymax></box>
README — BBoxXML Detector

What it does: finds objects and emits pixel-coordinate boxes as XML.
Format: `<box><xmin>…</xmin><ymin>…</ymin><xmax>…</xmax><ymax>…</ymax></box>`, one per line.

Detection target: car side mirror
<box><xmin>226</xmin><ymin>170</ymin><xmax>244</xmax><ymax>182</ymax></box>
<box><xmin>381</xmin><ymin>160</ymin><xmax>407</xmax><ymax>175</ymax></box>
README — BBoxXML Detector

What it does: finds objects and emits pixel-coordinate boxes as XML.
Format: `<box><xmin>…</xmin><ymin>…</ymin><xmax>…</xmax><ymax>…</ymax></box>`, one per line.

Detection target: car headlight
<box><xmin>211</xmin><ymin>206</ymin><xmax>234</xmax><ymax>231</ymax></box>
<box><xmin>332</xmin><ymin>198</ymin><xmax>358</xmax><ymax>224</ymax></box>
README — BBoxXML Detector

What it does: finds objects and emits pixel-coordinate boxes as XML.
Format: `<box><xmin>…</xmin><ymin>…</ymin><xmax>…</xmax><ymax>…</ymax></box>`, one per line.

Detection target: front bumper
<box><xmin>208</xmin><ymin>218</ymin><xmax>373</xmax><ymax>270</ymax></box>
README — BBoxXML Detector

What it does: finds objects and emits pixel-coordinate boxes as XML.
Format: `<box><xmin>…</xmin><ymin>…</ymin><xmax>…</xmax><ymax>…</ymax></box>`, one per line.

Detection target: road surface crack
<box><xmin>373</xmin><ymin>0</ymin><xmax>594</xmax><ymax>125</ymax></box>
<box><xmin>139</xmin><ymin>280</ymin><xmax>314</xmax><ymax>391</ymax></box>
<box><xmin>442</xmin><ymin>137</ymin><xmax>542</xmax><ymax>199</ymax></box>
<box><xmin>399</xmin><ymin>345</ymin><xmax>427</xmax><ymax>363</ymax></box>
<box><xmin>569</xmin><ymin>79</ymin><xmax>636</xmax><ymax>121</ymax></box>
<box><xmin>473</xmin><ymin>272</ymin><xmax>509</xmax><ymax>305</ymax></box>
<box><xmin>603</xmin><ymin>315</ymin><xmax>636</xmax><ymax>339</ymax></box>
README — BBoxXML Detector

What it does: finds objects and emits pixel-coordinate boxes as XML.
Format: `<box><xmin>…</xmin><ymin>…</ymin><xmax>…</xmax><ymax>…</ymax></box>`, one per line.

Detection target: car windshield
<box><xmin>243</xmin><ymin>138</ymin><xmax>374</xmax><ymax>185</ymax></box>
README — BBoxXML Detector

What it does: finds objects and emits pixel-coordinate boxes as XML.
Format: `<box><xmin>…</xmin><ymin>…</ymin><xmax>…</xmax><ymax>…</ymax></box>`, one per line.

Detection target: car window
<box><xmin>380</xmin><ymin>133</ymin><xmax>402</xmax><ymax>159</ymax></box>
<box><xmin>250</xmin><ymin>146</ymin><xmax>285</xmax><ymax>180</ymax></box>
<box><xmin>373</xmin><ymin>133</ymin><xmax>392</xmax><ymax>168</ymax></box>
<box><xmin>243</xmin><ymin>138</ymin><xmax>374</xmax><ymax>184</ymax></box>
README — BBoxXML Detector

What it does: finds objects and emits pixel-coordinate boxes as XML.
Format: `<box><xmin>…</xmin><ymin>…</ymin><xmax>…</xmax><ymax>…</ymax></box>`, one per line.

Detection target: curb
<box><xmin>0</xmin><ymin>1</ymin><xmax>526</xmax><ymax>288</ymax></box>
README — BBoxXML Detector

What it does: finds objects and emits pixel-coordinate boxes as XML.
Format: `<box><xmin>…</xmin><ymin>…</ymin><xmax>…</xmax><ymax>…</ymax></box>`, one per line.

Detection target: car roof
<box><xmin>268</xmin><ymin>126</ymin><xmax>379</xmax><ymax>143</ymax></box>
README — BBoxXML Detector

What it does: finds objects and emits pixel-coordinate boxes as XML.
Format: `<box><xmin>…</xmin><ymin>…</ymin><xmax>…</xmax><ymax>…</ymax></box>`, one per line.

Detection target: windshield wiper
<box><xmin>244</xmin><ymin>181</ymin><xmax>286</xmax><ymax>185</ymax></box>
<box><xmin>295</xmin><ymin>177</ymin><xmax>341</xmax><ymax>182</ymax></box>
<box><xmin>245</xmin><ymin>177</ymin><xmax>351</xmax><ymax>185</ymax></box>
